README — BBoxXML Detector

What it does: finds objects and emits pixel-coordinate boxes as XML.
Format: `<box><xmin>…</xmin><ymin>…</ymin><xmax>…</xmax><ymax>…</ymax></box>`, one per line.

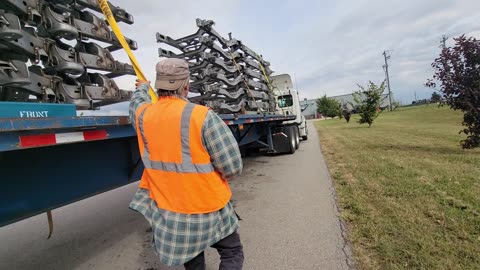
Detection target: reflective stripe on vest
<box><xmin>137</xmin><ymin>102</ymin><xmax>215</xmax><ymax>173</ymax></box>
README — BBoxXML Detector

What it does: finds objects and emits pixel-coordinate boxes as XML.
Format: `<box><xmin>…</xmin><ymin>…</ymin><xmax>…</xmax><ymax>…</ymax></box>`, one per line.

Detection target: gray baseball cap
<box><xmin>154</xmin><ymin>58</ymin><xmax>190</xmax><ymax>91</ymax></box>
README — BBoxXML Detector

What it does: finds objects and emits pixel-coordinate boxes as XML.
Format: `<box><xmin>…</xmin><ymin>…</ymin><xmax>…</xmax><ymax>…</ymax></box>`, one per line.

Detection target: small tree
<box><xmin>431</xmin><ymin>92</ymin><xmax>442</xmax><ymax>103</ymax></box>
<box><xmin>316</xmin><ymin>95</ymin><xmax>341</xmax><ymax>118</ymax></box>
<box><xmin>342</xmin><ymin>104</ymin><xmax>351</xmax><ymax>123</ymax></box>
<box><xmin>351</xmin><ymin>81</ymin><xmax>386</xmax><ymax>127</ymax></box>
<box><xmin>426</xmin><ymin>35</ymin><xmax>480</xmax><ymax>149</ymax></box>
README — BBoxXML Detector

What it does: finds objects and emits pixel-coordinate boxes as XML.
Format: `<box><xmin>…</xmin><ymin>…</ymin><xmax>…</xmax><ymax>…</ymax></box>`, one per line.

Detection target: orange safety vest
<box><xmin>135</xmin><ymin>97</ymin><xmax>232</xmax><ymax>214</ymax></box>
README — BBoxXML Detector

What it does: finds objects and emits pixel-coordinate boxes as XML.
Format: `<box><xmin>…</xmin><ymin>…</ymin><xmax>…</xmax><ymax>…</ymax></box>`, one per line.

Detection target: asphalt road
<box><xmin>0</xmin><ymin>121</ymin><xmax>354</xmax><ymax>270</ymax></box>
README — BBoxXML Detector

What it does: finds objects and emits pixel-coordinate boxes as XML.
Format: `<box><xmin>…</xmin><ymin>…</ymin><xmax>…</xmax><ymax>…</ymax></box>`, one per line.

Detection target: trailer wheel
<box><xmin>285</xmin><ymin>126</ymin><xmax>296</xmax><ymax>154</ymax></box>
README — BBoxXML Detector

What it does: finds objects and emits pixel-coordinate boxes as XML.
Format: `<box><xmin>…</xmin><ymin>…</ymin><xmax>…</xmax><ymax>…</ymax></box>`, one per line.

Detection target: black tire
<box><xmin>302</xmin><ymin>135</ymin><xmax>308</xmax><ymax>141</ymax></box>
<box><xmin>294</xmin><ymin>126</ymin><xmax>300</xmax><ymax>149</ymax></box>
<box><xmin>285</xmin><ymin>126</ymin><xmax>296</xmax><ymax>154</ymax></box>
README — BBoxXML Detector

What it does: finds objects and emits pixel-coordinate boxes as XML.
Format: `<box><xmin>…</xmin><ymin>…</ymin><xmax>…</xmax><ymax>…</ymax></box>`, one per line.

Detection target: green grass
<box><xmin>315</xmin><ymin>105</ymin><xmax>480</xmax><ymax>270</ymax></box>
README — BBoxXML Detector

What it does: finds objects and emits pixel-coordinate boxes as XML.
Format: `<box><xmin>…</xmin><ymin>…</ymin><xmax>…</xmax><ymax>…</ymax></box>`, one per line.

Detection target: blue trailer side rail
<box><xmin>220</xmin><ymin>113</ymin><xmax>296</xmax><ymax>150</ymax></box>
<box><xmin>0</xmin><ymin>116</ymin><xmax>144</xmax><ymax>227</ymax></box>
<box><xmin>0</xmin><ymin>112</ymin><xmax>295</xmax><ymax>227</ymax></box>
<box><xmin>221</xmin><ymin>113</ymin><xmax>295</xmax><ymax>126</ymax></box>
<box><xmin>0</xmin><ymin>116</ymin><xmax>135</xmax><ymax>152</ymax></box>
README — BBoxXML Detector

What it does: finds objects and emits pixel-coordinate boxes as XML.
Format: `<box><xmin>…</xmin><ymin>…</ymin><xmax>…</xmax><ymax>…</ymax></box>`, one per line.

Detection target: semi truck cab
<box><xmin>271</xmin><ymin>74</ymin><xmax>309</xmax><ymax>141</ymax></box>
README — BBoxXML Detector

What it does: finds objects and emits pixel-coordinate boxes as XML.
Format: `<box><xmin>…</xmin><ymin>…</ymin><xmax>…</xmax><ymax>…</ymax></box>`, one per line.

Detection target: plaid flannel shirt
<box><xmin>128</xmin><ymin>84</ymin><xmax>242</xmax><ymax>266</ymax></box>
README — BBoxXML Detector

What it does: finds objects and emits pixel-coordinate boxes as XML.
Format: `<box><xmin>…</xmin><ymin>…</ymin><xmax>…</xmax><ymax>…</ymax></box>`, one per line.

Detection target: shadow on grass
<box><xmin>366</xmin><ymin>143</ymin><xmax>468</xmax><ymax>156</ymax></box>
<box><xmin>315</xmin><ymin>124</ymin><xmax>372</xmax><ymax>131</ymax></box>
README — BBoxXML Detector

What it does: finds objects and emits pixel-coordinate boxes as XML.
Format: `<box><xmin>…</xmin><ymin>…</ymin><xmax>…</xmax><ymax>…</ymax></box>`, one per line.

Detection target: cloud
<box><xmin>280</xmin><ymin>0</ymin><xmax>480</xmax><ymax>103</ymax></box>
<box><xmin>99</xmin><ymin>0</ymin><xmax>480</xmax><ymax>113</ymax></box>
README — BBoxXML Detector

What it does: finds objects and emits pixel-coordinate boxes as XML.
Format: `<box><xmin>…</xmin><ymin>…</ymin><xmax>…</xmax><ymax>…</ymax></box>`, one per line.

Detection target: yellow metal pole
<box><xmin>97</xmin><ymin>0</ymin><xmax>157</xmax><ymax>103</ymax></box>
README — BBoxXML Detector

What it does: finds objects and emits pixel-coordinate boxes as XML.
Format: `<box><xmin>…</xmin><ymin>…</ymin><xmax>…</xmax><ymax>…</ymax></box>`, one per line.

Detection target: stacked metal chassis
<box><xmin>156</xmin><ymin>19</ymin><xmax>277</xmax><ymax>114</ymax></box>
<box><xmin>0</xmin><ymin>0</ymin><xmax>137</xmax><ymax>109</ymax></box>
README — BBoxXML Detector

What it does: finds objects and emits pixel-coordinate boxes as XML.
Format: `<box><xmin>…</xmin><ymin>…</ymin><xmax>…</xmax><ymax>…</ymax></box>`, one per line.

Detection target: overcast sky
<box><xmin>90</xmin><ymin>0</ymin><xmax>480</xmax><ymax>114</ymax></box>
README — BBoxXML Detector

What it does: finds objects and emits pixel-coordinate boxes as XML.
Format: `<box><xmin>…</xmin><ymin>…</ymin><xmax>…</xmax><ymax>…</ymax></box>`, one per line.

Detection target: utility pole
<box><xmin>293</xmin><ymin>73</ymin><xmax>300</xmax><ymax>93</ymax></box>
<box><xmin>440</xmin><ymin>35</ymin><xmax>448</xmax><ymax>49</ymax></box>
<box><xmin>383</xmin><ymin>50</ymin><xmax>392</xmax><ymax>111</ymax></box>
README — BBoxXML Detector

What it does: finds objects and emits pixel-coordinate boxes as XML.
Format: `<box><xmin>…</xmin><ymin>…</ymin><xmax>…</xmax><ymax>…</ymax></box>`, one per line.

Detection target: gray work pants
<box><xmin>184</xmin><ymin>231</ymin><xmax>244</xmax><ymax>270</ymax></box>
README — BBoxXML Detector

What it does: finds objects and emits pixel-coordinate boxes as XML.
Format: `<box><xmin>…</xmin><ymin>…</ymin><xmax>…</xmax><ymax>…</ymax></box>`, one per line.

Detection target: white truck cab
<box><xmin>271</xmin><ymin>74</ymin><xmax>308</xmax><ymax>141</ymax></box>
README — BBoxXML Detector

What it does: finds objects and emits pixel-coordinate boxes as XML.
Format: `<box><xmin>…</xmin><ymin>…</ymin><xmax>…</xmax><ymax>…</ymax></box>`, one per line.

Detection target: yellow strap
<box><xmin>228</xmin><ymin>50</ymin><xmax>261</xmax><ymax>113</ymax></box>
<box><xmin>255</xmin><ymin>53</ymin><xmax>274</xmax><ymax>93</ymax></box>
<box><xmin>97</xmin><ymin>0</ymin><xmax>157</xmax><ymax>103</ymax></box>
<box><xmin>255</xmin><ymin>54</ymin><xmax>284</xmax><ymax>114</ymax></box>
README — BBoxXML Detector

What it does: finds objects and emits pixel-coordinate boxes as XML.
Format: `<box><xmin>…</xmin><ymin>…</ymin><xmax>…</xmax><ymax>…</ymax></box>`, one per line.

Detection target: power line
<box><xmin>383</xmin><ymin>50</ymin><xmax>393</xmax><ymax>111</ymax></box>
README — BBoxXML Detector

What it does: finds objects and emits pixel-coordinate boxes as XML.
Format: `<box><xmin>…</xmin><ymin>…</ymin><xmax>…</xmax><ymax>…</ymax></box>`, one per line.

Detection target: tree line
<box><xmin>316</xmin><ymin>34</ymin><xmax>480</xmax><ymax>149</ymax></box>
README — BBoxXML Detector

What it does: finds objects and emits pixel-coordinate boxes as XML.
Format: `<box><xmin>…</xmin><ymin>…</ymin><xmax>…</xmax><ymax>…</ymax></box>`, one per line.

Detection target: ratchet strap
<box><xmin>97</xmin><ymin>0</ymin><xmax>158</xmax><ymax>103</ymax></box>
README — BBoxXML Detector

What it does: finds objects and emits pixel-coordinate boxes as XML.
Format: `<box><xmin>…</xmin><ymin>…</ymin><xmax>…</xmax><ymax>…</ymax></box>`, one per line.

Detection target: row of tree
<box><xmin>316</xmin><ymin>81</ymin><xmax>386</xmax><ymax>128</ymax></box>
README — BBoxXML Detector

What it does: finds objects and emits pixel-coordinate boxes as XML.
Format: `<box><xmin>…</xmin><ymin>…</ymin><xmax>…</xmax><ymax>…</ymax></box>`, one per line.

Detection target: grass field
<box><xmin>315</xmin><ymin>105</ymin><xmax>480</xmax><ymax>270</ymax></box>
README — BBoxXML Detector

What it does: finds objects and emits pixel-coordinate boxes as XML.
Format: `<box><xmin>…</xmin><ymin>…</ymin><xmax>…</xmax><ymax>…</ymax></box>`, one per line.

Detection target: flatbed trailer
<box><xmin>0</xmin><ymin>102</ymin><xmax>297</xmax><ymax>227</ymax></box>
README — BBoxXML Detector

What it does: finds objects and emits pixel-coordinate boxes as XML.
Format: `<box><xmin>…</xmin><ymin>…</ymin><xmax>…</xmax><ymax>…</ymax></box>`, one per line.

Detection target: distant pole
<box><xmin>383</xmin><ymin>50</ymin><xmax>392</xmax><ymax>111</ymax></box>
<box><xmin>440</xmin><ymin>35</ymin><xmax>448</xmax><ymax>49</ymax></box>
<box><xmin>293</xmin><ymin>73</ymin><xmax>300</xmax><ymax>93</ymax></box>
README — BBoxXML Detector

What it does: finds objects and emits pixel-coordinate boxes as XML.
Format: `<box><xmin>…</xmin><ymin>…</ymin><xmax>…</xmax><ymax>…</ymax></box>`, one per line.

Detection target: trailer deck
<box><xmin>0</xmin><ymin>103</ymin><xmax>296</xmax><ymax>227</ymax></box>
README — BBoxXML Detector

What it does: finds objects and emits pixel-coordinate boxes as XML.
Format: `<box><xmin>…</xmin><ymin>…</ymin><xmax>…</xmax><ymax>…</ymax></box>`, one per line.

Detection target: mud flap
<box><xmin>272</xmin><ymin>132</ymin><xmax>290</xmax><ymax>153</ymax></box>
